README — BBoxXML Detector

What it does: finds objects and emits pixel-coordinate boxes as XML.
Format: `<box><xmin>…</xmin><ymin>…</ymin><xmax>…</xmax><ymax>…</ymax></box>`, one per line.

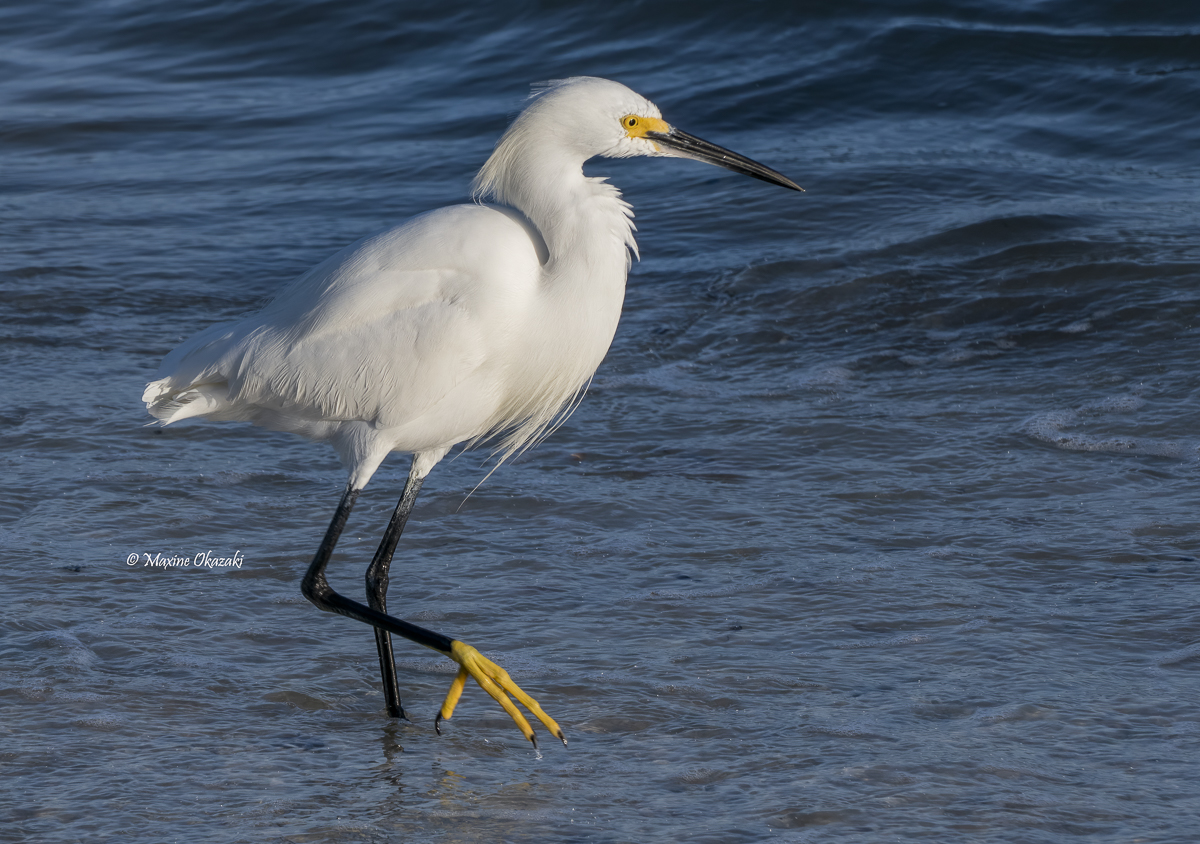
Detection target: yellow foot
<box><xmin>434</xmin><ymin>640</ymin><xmax>566</xmax><ymax>748</ymax></box>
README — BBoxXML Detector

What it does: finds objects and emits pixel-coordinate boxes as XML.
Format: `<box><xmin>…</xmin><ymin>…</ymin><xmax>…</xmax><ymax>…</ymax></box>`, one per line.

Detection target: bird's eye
<box><xmin>625</xmin><ymin>116</ymin><xmax>638</xmax><ymax>128</ymax></box>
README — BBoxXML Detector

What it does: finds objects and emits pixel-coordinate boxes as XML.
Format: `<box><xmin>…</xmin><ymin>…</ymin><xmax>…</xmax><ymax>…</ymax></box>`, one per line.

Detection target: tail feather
<box><xmin>144</xmin><ymin>380</ymin><xmax>231</xmax><ymax>425</ymax></box>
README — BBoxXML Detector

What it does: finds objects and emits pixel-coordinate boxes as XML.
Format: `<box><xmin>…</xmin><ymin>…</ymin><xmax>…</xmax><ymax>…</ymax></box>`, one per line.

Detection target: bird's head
<box><xmin>474</xmin><ymin>77</ymin><xmax>802</xmax><ymax>202</ymax></box>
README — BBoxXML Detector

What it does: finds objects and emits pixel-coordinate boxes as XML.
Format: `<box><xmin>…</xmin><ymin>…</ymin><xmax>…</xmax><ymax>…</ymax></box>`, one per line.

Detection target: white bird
<box><xmin>144</xmin><ymin>77</ymin><xmax>800</xmax><ymax>748</ymax></box>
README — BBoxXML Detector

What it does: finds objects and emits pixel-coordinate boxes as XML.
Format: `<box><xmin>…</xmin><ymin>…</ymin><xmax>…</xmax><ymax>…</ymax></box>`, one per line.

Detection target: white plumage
<box><xmin>143</xmin><ymin>77</ymin><xmax>800</xmax><ymax>746</ymax></box>
<box><xmin>146</xmin><ymin>79</ymin><xmax>649</xmax><ymax>487</ymax></box>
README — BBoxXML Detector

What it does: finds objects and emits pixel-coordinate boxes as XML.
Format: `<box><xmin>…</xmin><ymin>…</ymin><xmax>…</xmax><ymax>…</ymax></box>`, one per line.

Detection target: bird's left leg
<box><xmin>363</xmin><ymin>458</ymin><xmax>424</xmax><ymax>719</ymax></box>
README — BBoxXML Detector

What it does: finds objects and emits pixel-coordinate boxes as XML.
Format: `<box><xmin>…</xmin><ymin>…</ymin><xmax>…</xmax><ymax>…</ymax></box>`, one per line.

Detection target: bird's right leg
<box><xmin>363</xmin><ymin>459</ymin><xmax>425</xmax><ymax>719</ymax></box>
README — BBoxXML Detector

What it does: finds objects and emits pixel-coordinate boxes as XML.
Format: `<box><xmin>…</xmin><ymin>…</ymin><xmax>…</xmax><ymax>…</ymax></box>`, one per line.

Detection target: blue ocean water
<box><xmin>3</xmin><ymin>1</ymin><xmax>1200</xmax><ymax>841</ymax></box>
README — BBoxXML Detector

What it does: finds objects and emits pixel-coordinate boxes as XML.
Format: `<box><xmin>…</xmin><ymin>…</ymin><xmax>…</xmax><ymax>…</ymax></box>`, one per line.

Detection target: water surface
<box><xmin>4</xmin><ymin>1</ymin><xmax>1200</xmax><ymax>841</ymax></box>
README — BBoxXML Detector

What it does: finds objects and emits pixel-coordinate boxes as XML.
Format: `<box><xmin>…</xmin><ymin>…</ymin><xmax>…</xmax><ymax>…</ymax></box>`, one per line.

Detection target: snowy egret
<box><xmin>144</xmin><ymin>77</ymin><xmax>800</xmax><ymax>747</ymax></box>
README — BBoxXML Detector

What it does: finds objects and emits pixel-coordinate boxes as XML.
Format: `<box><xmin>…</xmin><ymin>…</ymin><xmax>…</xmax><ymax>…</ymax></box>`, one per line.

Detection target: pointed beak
<box><xmin>645</xmin><ymin>127</ymin><xmax>803</xmax><ymax>192</ymax></box>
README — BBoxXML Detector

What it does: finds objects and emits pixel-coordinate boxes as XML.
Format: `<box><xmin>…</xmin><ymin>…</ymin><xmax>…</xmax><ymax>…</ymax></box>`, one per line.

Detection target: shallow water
<box><xmin>4</xmin><ymin>1</ymin><xmax>1200</xmax><ymax>841</ymax></box>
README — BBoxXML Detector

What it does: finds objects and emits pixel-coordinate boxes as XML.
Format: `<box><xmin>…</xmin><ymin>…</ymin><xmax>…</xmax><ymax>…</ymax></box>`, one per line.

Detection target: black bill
<box><xmin>645</xmin><ymin>127</ymin><xmax>803</xmax><ymax>192</ymax></box>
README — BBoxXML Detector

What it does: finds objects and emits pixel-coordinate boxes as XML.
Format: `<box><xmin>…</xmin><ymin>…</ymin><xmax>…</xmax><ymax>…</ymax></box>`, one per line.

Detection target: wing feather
<box><xmin>145</xmin><ymin>205</ymin><xmax>539</xmax><ymax>434</ymax></box>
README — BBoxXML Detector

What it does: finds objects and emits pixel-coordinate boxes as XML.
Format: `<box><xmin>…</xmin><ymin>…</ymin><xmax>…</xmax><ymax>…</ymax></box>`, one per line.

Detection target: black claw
<box><xmin>434</xmin><ymin>713</ymin><xmax>443</xmax><ymax>736</ymax></box>
<box><xmin>529</xmin><ymin>732</ymin><xmax>538</xmax><ymax>749</ymax></box>
<box><xmin>557</xmin><ymin>731</ymin><xmax>568</xmax><ymax>747</ymax></box>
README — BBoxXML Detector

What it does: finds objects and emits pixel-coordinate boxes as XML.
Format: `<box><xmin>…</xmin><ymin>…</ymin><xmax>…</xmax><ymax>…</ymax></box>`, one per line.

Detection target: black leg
<box><xmin>300</xmin><ymin>478</ymin><xmax>566</xmax><ymax>747</ymax></box>
<box><xmin>301</xmin><ymin>483</ymin><xmax>454</xmax><ymax>655</ymax></box>
<box><xmin>365</xmin><ymin>461</ymin><xmax>425</xmax><ymax>719</ymax></box>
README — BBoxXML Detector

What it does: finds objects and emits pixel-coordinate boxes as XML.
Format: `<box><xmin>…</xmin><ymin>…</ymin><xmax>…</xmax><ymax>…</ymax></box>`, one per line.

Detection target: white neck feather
<box><xmin>472</xmin><ymin>123</ymin><xmax>638</xmax><ymax>272</ymax></box>
<box><xmin>468</xmin><ymin>114</ymin><xmax>639</xmax><ymax>461</ymax></box>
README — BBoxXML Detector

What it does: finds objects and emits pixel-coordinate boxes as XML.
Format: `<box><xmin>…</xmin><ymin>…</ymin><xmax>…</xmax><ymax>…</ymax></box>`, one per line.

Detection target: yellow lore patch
<box><xmin>621</xmin><ymin>114</ymin><xmax>670</xmax><ymax>140</ymax></box>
